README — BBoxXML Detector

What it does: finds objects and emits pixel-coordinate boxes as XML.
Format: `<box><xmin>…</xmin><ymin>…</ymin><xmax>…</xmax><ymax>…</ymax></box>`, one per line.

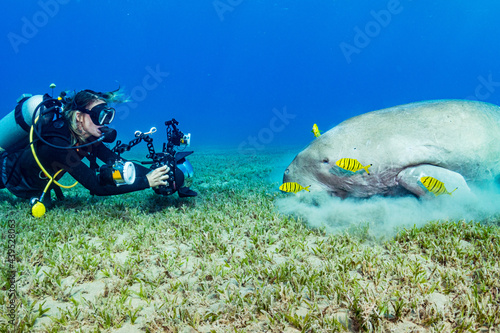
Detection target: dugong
<box><xmin>283</xmin><ymin>100</ymin><xmax>500</xmax><ymax>198</ymax></box>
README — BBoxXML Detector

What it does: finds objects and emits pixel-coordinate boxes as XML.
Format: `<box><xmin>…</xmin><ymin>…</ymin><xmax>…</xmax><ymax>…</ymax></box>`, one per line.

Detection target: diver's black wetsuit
<box><xmin>0</xmin><ymin>119</ymin><xmax>150</xmax><ymax>199</ymax></box>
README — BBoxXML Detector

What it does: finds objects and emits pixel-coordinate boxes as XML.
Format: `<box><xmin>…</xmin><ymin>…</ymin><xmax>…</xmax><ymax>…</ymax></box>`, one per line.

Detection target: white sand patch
<box><xmin>163</xmin><ymin>245</ymin><xmax>180</xmax><ymax>255</ymax></box>
<box><xmin>239</xmin><ymin>286</ymin><xmax>255</xmax><ymax>298</ymax></box>
<box><xmin>407</xmin><ymin>253</ymin><xmax>428</xmax><ymax>263</ymax></box>
<box><xmin>128</xmin><ymin>283</ymin><xmax>143</xmax><ymax>295</ymax></box>
<box><xmin>60</xmin><ymin>275</ymin><xmax>77</xmax><ymax>291</ymax></box>
<box><xmin>32</xmin><ymin>297</ymin><xmax>72</xmax><ymax>331</ymax></box>
<box><xmin>35</xmin><ymin>266</ymin><xmax>51</xmax><ymax>280</ymax></box>
<box><xmin>131</xmin><ymin>303</ymin><xmax>155</xmax><ymax>327</ymax></box>
<box><xmin>113</xmin><ymin>251</ymin><xmax>130</xmax><ymax>265</ymax></box>
<box><xmin>178</xmin><ymin>326</ymin><xmax>198</xmax><ymax>333</ymax></box>
<box><xmin>178</xmin><ymin>243</ymin><xmax>191</xmax><ymax>253</ymax></box>
<box><xmin>115</xmin><ymin>233</ymin><xmax>130</xmax><ymax>246</ymax></box>
<box><xmin>69</xmin><ymin>280</ymin><xmax>106</xmax><ymax>303</ymax></box>
<box><xmin>333</xmin><ymin>309</ymin><xmax>351</xmax><ymax>329</ymax></box>
<box><xmin>208</xmin><ymin>301</ymin><xmax>226</xmax><ymax>314</ymax></box>
<box><xmin>179</xmin><ymin>255</ymin><xmax>200</xmax><ymax>274</ymax></box>
<box><xmin>306</xmin><ymin>255</ymin><xmax>325</xmax><ymax>269</ymax></box>
<box><xmin>145</xmin><ymin>264</ymin><xmax>164</xmax><ymax>280</ymax></box>
<box><xmin>387</xmin><ymin>320</ymin><xmax>428</xmax><ymax>332</ymax></box>
<box><xmin>458</xmin><ymin>240</ymin><xmax>473</xmax><ymax>250</ymax></box>
<box><xmin>305</xmin><ymin>235</ymin><xmax>329</xmax><ymax>248</ymax></box>
<box><xmin>266</xmin><ymin>241</ymin><xmax>281</xmax><ymax>254</ymax></box>
<box><xmin>295</xmin><ymin>305</ymin><xmax>310</xmax><ymax>317</ymax></box>
<box><xmin>271</xmin><ymin>253</ymin><xmax>288</xmax><ymax>265</ymax></box>
<box><xmin>87</xmin><ymin>236</ymin><xmax>103</xmax><ymax>247</ymax></box>
<box><xmin>111</xmin><ymin>323</ymin><xmax>144</xmax><ymax>333</ymax></box>
<box><xmin>427</xmin><ymin>292</ymin><xmax>449</xmax><ymax>313</ymax></box>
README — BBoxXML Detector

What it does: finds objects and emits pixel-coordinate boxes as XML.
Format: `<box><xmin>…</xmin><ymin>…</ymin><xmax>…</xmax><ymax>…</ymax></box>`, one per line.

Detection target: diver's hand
<box><xmin>147</xmin><ymin>166</ymin><xmax>170</xmax><ymax>187</ymax></box>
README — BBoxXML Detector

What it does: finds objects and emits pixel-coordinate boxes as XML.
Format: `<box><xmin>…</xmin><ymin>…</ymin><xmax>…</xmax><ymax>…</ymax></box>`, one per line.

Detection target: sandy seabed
<box><xmin>1</xmin><ymin>146</ymin><xmax>499</xmax><ymax>332</ymax></box>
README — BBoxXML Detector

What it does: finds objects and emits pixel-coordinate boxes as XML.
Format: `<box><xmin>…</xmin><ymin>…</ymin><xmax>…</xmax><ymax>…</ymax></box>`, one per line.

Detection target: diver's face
<box><xmin>76</xmin><ymin>100</ymin><xmax>105</xmax><ymax>139</ymax></box>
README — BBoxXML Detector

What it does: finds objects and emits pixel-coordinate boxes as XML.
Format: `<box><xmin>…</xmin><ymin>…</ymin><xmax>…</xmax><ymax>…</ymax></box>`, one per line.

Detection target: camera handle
<box><xmin>111</xmin><ymin>127</ymin><xmax>157</xmax><ymax>158</ymax></box>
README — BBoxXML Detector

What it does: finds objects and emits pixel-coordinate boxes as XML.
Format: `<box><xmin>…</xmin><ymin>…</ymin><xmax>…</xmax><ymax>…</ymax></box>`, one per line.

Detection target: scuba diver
<box><xmin>0</xmin><ymin>88</ymin><xmax>171</xmax><ymax>214</ymax></box>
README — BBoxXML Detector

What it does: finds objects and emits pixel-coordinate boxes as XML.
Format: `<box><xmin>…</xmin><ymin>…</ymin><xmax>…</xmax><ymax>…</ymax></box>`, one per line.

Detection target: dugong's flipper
<box><xmin>397</xmin><ymin>165</ymin><xmax>471</xmax><ymax>198</ymax></box>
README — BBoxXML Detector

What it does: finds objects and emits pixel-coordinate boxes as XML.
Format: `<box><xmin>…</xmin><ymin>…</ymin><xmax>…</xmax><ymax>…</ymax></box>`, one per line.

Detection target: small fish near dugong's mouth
<box><xmin>283</xmin><ymin>100</ymin><xmax>500</xmax><ymax>199</ymax></box>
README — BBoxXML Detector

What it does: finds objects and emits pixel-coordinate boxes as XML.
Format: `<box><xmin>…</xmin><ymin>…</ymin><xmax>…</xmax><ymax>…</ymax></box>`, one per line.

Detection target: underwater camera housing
<box><xmin>111</xmin><ymin>118</ymin><xmax>197</xmax><ymax>198</ymax></box>
<box><xmin>150</xmin><ymin>119</ymin><xmax>195</xmax><ymax>197</ymax></box>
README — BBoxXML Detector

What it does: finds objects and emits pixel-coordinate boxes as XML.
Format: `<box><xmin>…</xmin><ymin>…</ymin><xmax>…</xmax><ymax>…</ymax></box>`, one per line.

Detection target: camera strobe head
<box><xmin>180</xmin><ymin>133</ymin><xmax>191</xmax><ymax>147</ymax></box>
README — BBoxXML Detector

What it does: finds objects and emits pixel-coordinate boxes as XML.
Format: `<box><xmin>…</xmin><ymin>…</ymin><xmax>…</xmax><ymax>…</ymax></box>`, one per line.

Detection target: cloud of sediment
<box><xmin>276</xmin><ymin>183</ymin><xmax>500</xmax><ymax>236</ymax></box>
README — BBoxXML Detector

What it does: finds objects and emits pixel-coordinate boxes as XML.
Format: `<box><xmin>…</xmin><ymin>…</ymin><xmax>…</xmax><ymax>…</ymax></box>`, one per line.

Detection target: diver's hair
<box><xmin>62</xmin><ymin>88</ymin><xmax>128</xmax><ymax>144</ymax></box>
<box><xmin>64</xmin><ymin>109</ymin><xmax>87</xmax><ymax>145</ymax></box>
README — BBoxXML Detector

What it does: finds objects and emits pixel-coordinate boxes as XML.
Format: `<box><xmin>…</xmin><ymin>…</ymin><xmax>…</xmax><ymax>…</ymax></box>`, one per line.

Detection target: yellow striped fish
<box><xmin>420</xmin><ymin>176</ymin><xmax>457</xmax><ymax>196</ymax></box>
<box><xmin>311</xmin><ymin>124</ymin><xmax>322</xmax><ymax>138</ymax></box>
<box><xmin>335</xmin><ymin>158</ymin><xmax>372</xmax><ymax>174</ymax></box>
<box><xmin>279</xmin><ymin>182</ymin><xmax>311</xmax><ymax>193</ymax></box>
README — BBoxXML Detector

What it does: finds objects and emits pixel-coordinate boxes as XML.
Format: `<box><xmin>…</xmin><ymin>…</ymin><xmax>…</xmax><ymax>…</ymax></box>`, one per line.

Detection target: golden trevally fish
<box><xmin>311</xmin><ymin>124</ymin><xmax>322</xmax><ymax>138</ymax></box>
<box><xmin>420</xmin><ymin>176</ymin><xmax>457</xmax><ymax>196</ymax></box>
<box><xmin>279</xmin><ymin>182</ymin><xmax>311</xmax><ymax>193</ymax></box>
<box><xmin>335</xmin><ymin>158</ymin><xmax>372</xmax><ymax>174</ymax></box>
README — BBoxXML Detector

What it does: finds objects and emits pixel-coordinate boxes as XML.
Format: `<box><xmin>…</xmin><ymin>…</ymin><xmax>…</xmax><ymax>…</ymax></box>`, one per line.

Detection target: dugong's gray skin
<box><xmin>283</xmin><ymin>100</ymin><xmax>500</xmax><ymax>198</ymax></box>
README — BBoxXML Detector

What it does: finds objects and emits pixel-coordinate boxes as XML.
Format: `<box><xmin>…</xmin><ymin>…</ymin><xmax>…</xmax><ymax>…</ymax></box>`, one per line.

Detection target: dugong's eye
<box><xmin>322</xmin><ymin>159</ymin><xmax>329</xmax><ymax>164</ymax></box>
<box><xmin>284</xmin><ymin>169</ymin><xmax>290</xmax><ymax>175</ymax></box>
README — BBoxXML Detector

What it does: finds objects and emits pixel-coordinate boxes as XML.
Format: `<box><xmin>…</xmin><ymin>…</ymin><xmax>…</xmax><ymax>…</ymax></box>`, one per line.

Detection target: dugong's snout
<box><xmin>283</xmin><ymin>150</ymin><xmax>350</xmax><ymax>196</ymax></box>
<box><xmin>282</xmin><ymin>167</ymin><xmax>292</xmax><ymax>184</ymax></box>
<box><xmin>282</xmin><ymin>160</ymin><xmax>324</xmax><ymax>192</ymax></box>
<box><xmin>283</xmin><ymin>156</ymin><xmax>304</xmax><ymax>184</ymax></box>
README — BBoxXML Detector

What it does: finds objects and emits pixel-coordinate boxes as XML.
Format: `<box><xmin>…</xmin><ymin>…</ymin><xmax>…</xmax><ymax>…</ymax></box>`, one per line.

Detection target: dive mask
<box><xmin>79</xmin><ymin>103</ymin><xmax>116</xmax><ymax>125</ymax></box>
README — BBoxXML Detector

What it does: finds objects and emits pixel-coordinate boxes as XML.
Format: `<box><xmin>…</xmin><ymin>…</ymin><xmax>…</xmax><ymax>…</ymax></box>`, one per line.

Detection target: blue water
<box><xmin>2</xmin><ymin>0</ymin><xmax>500</xmax><ymax>150</ymax></box>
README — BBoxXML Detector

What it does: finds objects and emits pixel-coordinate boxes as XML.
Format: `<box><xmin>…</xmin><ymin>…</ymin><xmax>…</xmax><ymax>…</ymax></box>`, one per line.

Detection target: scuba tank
<box><xmin>0</xmin><ymin>94</ymin><xmax>44</xmax><ymax>152</ymax></box>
